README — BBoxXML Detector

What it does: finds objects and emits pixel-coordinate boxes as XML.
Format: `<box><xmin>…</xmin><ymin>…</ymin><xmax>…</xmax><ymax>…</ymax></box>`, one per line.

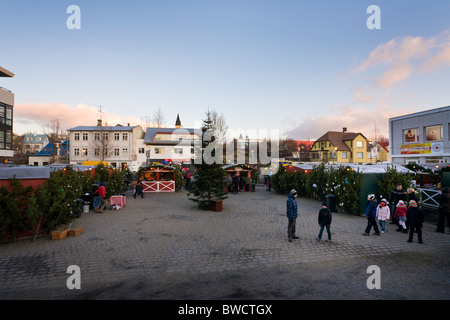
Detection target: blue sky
<box><xmin>1</xmin><ymin>0</ymin><xmax>450</xmax><ymax>139</ymax></box>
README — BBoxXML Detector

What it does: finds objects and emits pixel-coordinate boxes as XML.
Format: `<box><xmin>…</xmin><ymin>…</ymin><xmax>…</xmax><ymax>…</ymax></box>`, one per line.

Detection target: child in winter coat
<box><xmin>394</xmin><ymin>200</ymin><xmax>408</xmax><ymax>233</ymax></box>
<box><xmin>376</xmin><ymin>198</ymin><xmax>390</xmax><ymax>234</ymax></box>
<box><xmin>317</xmin><ymin>202</ymin><xmax>332</xmax><ymax>242</ymax></box>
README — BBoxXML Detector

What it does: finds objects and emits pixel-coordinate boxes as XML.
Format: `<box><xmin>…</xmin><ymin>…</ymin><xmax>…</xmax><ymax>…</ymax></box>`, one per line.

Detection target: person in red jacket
<box><xmin>93</xmin><ymin>182</ymin><xmax>107</xmax><ymax>213</ymax></box>
<box><xmin>394</xmin><ymin>200</ymin><xmax>407</xmax><ymax>233</ymax></box>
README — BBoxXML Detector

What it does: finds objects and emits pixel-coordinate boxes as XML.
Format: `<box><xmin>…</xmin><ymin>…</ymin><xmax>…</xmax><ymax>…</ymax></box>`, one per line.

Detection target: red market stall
<box><xmin>140</xmin><ymin>166</ymin><xmax>176</xmax><ymax>192</ymax></box>
<box><xmin>223</xmin><ymin>164</ymin><xmax>253</xmax><ymax>192</ymax></box>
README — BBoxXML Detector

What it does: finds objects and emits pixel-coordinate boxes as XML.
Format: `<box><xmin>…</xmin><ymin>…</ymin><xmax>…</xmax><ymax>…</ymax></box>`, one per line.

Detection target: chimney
<box><xmin>97</xmin><ymin>119</ymin><xmax>102</xmax><ymax>126</ymax></box>
<box><xmin>343</xmin><ymin>127</ymin><xmax>347</xmax><ymax>133</ymax></box>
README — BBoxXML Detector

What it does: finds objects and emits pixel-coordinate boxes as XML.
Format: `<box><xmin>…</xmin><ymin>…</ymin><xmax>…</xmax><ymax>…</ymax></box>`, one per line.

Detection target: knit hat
<box><xmin>381</xmin><ymin>198</ymin><xmax>388</xmax><ymax>204</ymax></box>
<box><xmin>367</xmin><ymin>194</ymin><xmax>375</xmax><ymax>201</ymax></box>
<box><xmin>409</xmin><ymin>200</ymin><xmax>417</xmax><ymax>207</ymax></box>
<box><xmin>397</xmin><ymin>200</ymin><xmax>406</xmax><ymax>207</ymax></box>
<box><xmin>290</xmin><ymin>189</ymin><xmax>297</xmax><ymax>195</ymax></box>
<box><xmin>322</xmin><ymin>202</ymin><xmax>327</xmax><ymax>207</ymax></box>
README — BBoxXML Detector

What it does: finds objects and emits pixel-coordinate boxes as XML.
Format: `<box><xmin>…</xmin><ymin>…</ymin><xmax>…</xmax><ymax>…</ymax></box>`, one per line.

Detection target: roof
<box><xmin>29</xmin><ymin>141</ymin><xmax>69</xmax><ymax>157</ymax></box>
<box><xmin>389</xmin><ymin>106</ymin><xmax>450</xmax><ymax>122</ymax></box>
<box><xmin>68</xmin><ymin>125</ymin><xmax>137</xmax><ymax>131</ymax></box>
<box><xmin>293</xmin><ymin>140</ymin><xmax>315</xmax><ymax>151</ymax></box>
<box><xmin>0</xmin><ymin>66</ymin><xmax>14</xmax><ymax>78</ymax></box>
<box><xmin>23</xmin><ymin>134</ymin><xmax>48</xmax><ymax>144</ymax></box>
<box><xmin>290</xmin><ymin>163</ymin><xmax>413</xmax><ymax>174</ymax></box>
<box><xmin>0</xmin><ymin>167</ymin><xmax>50</xmax><ymax>180</ymax></box>
<box><xmin>314</xmin><ymin>131</ymin><xmax>366</xmax><ymax>151</ymax></box>
<box><xmin>144</xmin><ymin>127</ymin><xmax>200</xmax><ymax>144</ymax></box>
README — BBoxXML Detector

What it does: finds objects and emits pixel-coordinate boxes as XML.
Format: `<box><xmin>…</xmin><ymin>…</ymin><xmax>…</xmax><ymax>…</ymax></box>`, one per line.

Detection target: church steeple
<box><xmin>175</xmin><ymin>114</ymin><xmax>182</xmax><ymax>128</ymax></box>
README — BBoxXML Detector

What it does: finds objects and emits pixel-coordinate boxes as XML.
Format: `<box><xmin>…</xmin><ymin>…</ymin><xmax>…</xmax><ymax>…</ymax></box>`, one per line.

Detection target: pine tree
<box><xmin>188</xmin><ymin>111</ymin><xmax>228</xmax><ymax>210</ymax></box>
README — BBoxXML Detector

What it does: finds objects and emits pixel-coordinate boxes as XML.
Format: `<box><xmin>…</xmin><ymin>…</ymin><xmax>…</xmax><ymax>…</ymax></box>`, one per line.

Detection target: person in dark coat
<box><xmin>363</xmin><ymin>194</ymin><xmax>381</xmax><ymax>236</ymax></box>
<box><xmin>232</xmin><ymin>174</ymin><xmax>240</xmax><ymax>194</ymax></box>
<box><xmin>436</xmin><ymin>187</ymin><xmax>450</xmax><ymax>233</ymax></box>
<box><xmin>390</xmin><ymin>184</ymin><xmax>407</xmax><ymax>224</ymax></box>
<box><xmin>406</xmin><ymin>200</ymin><xmax>424</xmax><ymax>244</ymax></box>
<box><xmin>317</xmin><ymin>202</ymin><xmax>332</xmax><ymax>242</ymax></box>
<box><xmin>286</xmin><ymin>189</ymin><xmax>299</xmax><ymax>242</ymax></box>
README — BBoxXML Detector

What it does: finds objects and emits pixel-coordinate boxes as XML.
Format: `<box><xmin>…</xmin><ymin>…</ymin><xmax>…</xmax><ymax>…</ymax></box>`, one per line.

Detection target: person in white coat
<box><xmin>376</xmin><ymin>198</ymin><xmax>391</xmax><ymax>234</ymax></box>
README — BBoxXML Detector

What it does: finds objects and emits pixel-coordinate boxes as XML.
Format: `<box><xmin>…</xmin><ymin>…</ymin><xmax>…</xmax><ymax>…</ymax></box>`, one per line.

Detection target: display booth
<box><xmin>140</xmin><ymin>166</ymin><xmax>176</xmax><ymax>192</ymax></box>
<box><xmin>223</xmin><ymin>164</ymin><xmax>253</xmax><ymax>192</ymax></box>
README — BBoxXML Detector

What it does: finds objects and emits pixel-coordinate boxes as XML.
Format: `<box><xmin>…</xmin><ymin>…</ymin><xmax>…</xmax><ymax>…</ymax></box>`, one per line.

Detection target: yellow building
<box><xmin>311</xmin><ymin>128</ymin><xmax>370</xmax><ymax>163</ymax></box>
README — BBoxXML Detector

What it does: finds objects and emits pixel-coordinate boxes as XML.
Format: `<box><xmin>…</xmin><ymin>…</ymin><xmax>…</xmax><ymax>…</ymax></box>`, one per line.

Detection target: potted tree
<box><xmin>188</xmin><ymin>111</ymin><xmax>228</xmax><ymax>211</ymax></box>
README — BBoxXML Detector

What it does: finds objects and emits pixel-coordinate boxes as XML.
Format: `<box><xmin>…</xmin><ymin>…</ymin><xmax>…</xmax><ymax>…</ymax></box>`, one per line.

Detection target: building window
<box><xmin>94</xmin><ymin>148</ymin><xmax>100</xmax><ymax>156</ymax></box>
<box><xmin>138</xmin><ymin>148</ymin><xmax>145</xmax><ymax>154</ymax></box>
<box><xmin>404</xmin><ymin>128</ymin><xmax>419</xmax><ymax>143</ymax></box>
<box><xmin>425</xmin><ymin>125</ymin><xmax>443</xmax><ymax>142</ymax></box>
<box><xmin>102</xmin><ymin>133</ymin><xmax>108</xmax><ymax>140</ymax></box>
<box><xmin>82</xmin><ymin>148</ymin><xmax>88</xmax><ymax>156</ymax></box>
<box><xmin>155</xmin><ymin>148</ymin><xmax>165</xmax><ymax>154</ymax></box>
<box><xmin>356</xmin><ymin>141</ymin><xmax>363</xmax><ymax>148</ymax></box>
<box><xmin>173</xmin><ymin>148</ymin><xmax>183</xmax><ymax>155</ymax></box>
<box><xmin>94</xmin><ymin>133</ymin><xmax>100</xmax><ymax>141</ymax></box>
<box><xmin>342</xmin><ymin>152</ymin><xmax>347</xmax><ymax>159</ymax></box>
<box><xmin>74</xmin><ymin>148</ymin><xmax>80</xmax><ymax>156</ymax></box>
<box><xmin>114</xmin><ymin>148</ymin><xmax>120</xmax><ymax>156</ymax></box>
<box><xmin>74</xmin><ymin>133</ymin><xmax>80</xmax><ymax>141</ymax></box>
<box><xmin>114</xmin><ymin>133</ymin><xmax>120</xmax><ymax>140</ymax></box>
<box><xmin>82</xmin><ymin>133</ymin><xmax>88</xmax><ymax>141</ymax></box>
<box><xmin>123</xmin><ymin>133</ymin><xmax>128</xmax><ymax>140</ymax></box>
<box><xmin>357</xmin><ymin>152</ymin><xmax>364</xmax><ymax>159</ymax></box>
<box><xmin>122</xmin><ymin>148</ymin><xmax>129</xmax><ymax>155</ymax></box>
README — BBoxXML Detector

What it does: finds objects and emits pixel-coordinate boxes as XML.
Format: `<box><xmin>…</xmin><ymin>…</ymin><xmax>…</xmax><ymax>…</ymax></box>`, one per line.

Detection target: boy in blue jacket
<box><xmin>363</xmin><ymin>194</ymin><xmax>381</xmax><ymax>236</ymax></box>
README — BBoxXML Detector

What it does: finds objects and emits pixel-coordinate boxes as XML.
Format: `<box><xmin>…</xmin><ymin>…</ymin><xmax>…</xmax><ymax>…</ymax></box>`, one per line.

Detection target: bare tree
<box><xmin>210</xmin><ymin>110</ymin><xmax>228</xmax><ymax>143</ymax></box>
<box><xmin>152</xmin><ymin>107</ymin><xmax>166</xmax><ymax>128</ymax></box>
<box><xmin>90</xmin><ymin>128</ymin><xmax>116</xmax><ymax>162</ymax></box>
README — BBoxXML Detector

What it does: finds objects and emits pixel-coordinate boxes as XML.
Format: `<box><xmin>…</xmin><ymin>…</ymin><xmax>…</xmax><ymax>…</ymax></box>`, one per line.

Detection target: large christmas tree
<box><xmin>188</xmin><ymin>112</ymin><xmax>227</xmax><ymax>210</ymax></box>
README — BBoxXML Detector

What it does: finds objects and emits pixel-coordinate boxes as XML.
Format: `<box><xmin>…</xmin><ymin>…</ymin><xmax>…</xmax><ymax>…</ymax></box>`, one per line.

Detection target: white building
<box><xmin>68</xmin><ymin>120</ymin><xmax>145</xmax><ymax>171</ymax></box>
<box><xmin>389</xmin><ymin>106</ymin><xmax>450</xmax><ymax>169</ymax></box>
<box><xmin>143</xmin><ymin>115</ymin><xmax>200</xmax><ymax>166</ymax></box>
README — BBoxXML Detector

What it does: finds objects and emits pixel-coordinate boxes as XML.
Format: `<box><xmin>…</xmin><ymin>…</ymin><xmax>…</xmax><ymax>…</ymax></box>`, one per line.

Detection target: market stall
<box><xmin>223</xmin><ymin>164</ymin><xmax>253</xmax><ymax>192</ymax></box>
<box><xmin>140</xmin><ymin>165</ymin><xmax>176</xmax><ymax>192</ymax></box>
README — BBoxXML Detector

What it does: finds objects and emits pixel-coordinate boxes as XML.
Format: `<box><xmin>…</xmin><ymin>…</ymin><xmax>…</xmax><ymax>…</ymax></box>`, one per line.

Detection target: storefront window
<box><xmin>425</xmin><ymin>125</ymin><xmax>443</xmax><ymax>141</ymax></box>
<box><xmin>404</xmin><ymin>128</ymin><xmax>419</xmax><ymax>143</ymax></box>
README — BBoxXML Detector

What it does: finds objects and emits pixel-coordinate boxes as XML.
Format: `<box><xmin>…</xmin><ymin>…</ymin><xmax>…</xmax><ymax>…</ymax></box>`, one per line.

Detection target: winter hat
<box><xmin>290</xmin><ymin>189</ymin><xmax>297</xmax><ymax>195</ymax></box>
<box><xmin>381</xmin><ymin>198</ymin><xmax>388</xmax><ymax>204</ymax></box>
<box><xmin>367</xmin><ymin>194</ymin><xmax>375</xmax><ymax>201</ymax></box>
<box><xmin>322</xmin><ymin>202</ymin><xmax>327</xmax><ymax>207</ymax></box>
<box><xmin>397</xmin><ymin>200</ymin><xmax>406</xmax><ymax>207</ymax></box>
<box><xmin>409</xmin><ymin>200</ymin><xmax>417</xmax><ymax>207</ymax></box>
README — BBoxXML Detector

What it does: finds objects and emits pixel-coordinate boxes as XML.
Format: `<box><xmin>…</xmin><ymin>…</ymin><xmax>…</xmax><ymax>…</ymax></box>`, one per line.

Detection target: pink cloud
<box><xmin>354</xmin><ymin>31</ymin><xmax>450</xmax><ymax>88</ymax></box>
<box><xmin>14</xmin><ymin>103</ymin><xmax>142</xmax><ymax>134</ymax></box>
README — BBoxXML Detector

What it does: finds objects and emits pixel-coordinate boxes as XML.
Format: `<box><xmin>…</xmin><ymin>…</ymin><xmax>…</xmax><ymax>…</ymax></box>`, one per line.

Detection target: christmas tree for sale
<box><xmin>188</xmin><ymin>112</ymin><xmax>227</xmax><ymax>210</ymax></box>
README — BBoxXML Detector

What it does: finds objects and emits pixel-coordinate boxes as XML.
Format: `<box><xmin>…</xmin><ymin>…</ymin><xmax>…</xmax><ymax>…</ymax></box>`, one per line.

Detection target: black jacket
<box><xmin>391</xmin><ymin>188</ymin><xmax>407</xmax><ymax>205</ymax></box>
<box><xmin>406</xmin><ymin>206</ymin><xmax>424</xmax><ymax>227</ymax></box>
<box><xmin>318</xmin><ymin>208</ymin><xmax>332</xmax><ymax>226</ymax></box>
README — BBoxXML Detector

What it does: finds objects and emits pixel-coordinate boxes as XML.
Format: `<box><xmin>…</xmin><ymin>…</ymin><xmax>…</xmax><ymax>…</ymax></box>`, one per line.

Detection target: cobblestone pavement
<box><xmin>1</xmin><ymin>187</ymin><xmax>449</xmax><ymax>300</ymax></box>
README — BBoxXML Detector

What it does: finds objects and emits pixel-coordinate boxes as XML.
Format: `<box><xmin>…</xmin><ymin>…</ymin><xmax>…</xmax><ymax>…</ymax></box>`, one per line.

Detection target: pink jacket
<box><xmin>376</xmin><ymin>204</ymin><xmax>390</xmax><ymax>221</ymax></box>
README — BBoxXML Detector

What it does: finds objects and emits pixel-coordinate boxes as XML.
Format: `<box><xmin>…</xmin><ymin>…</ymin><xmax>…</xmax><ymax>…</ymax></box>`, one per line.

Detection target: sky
<box><xmin>1</xmin><ymin>0</ymin><xmax>450</xmax><ymax>141</ymax></box>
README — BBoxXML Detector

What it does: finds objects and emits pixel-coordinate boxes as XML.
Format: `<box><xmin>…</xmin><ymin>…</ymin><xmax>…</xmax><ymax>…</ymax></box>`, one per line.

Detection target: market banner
<box><xmin>401</xmin><ymin>142</ymin><xmax>443</xmax><ymax>155</ymax></box>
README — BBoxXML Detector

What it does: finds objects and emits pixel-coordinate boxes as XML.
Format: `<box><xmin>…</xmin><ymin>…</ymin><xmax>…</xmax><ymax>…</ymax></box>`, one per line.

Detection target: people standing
<box><xmin>390</xmin><ymin>184</ymin><xmax>407</xmax><ymax>225</ymax></box>
<box><xmin>363</xmin><ymin>194</ymin><xmax>381</xmax><ymax>236</ymax></box>
<box><xmin>92</xmin><ymin>181</ymin><xmax>101</xmax><ymax>212</ymax></box>
<box><xmin>376</xmin><ymin>198</ymin><xmax>390</xmax><ymax>234</ymax></box>
<box><xmin>317</xmin><ymin>201</ymin><xmax>332</xmax><ymax>242</ymax></box>
<box><xmin>232</xmin><ymin>174</ymin><xmax>240</xmax><ymax>194</ymax></box>
<box><xmin>134</xmin><ymin>178</ymin><xmax>144</xmax><ymax>199</ymax></box>
<box><xmin>93</xmin><ymin>182</ymin><xmax>107</xmax><ymax>213</ymax></box>
<box><xmin>436</xmin><ymin>187</ymin><xmax>450</xmax><ymax>233</ymax></box>
<box><xmin>406</xmin><ymin>200</ymin><xmax>424</xmax><ymax>244</ymax></box>
<box><xmin>286</xmin><ymin>189</ymin><xmax>299</xmax><ymax>242</ymax></box>
<box><xmin>265</xmin><ymin>175</ymin><xmax>271</xmax><ymax>192</ymax></box>
<box><xmin>184</xmin><ymin>170</ymin><xmax>191</xmax><ymax>189</ymax></box>
<box><xmin>407</xmin><ymin>188</ymin><xmax>418</xmax><ymax>204</ymax></box>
